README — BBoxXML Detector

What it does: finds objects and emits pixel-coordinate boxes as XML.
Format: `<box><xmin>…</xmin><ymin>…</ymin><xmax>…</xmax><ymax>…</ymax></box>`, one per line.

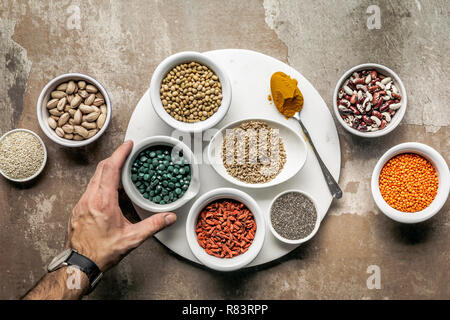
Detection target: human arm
<box><xmin>22</xmin><ymin>141</ymin><xmax>177</xmax><ymax>300</ymax></box>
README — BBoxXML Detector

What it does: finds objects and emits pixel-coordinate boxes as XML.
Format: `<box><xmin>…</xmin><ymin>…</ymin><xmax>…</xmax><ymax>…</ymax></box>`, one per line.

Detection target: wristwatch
<box><xmin>47</xmin><ymin>248</ymin><xmax>103</xmax><ymax>293</ymax></box>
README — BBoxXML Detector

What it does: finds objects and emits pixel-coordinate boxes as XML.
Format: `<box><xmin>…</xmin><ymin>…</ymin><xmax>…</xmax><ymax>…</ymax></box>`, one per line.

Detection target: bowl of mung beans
<box><xmin>371</xmin><ymin>142</ymin><xmax>449</xmax><ymax>223</ymax></box>
<box><xmin>121</xmin><ymin>136</ymin><xmax>200</xmax><ymax>212</ymax></box>
<box><xmin>149</xmin><ymin>51</ymin><xmax>232</xmax><ymax>133</ymax></box>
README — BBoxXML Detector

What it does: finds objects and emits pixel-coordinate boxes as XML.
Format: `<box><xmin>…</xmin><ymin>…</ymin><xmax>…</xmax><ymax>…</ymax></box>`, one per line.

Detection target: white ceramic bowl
<box><xmin>186</xmin><ymin>188</ymin><xmax>265</xmax><ymax>271</ymax></box>
<box><xmin>371</xmin><ymin>142</ymin><xmax>449</xmax><ymax>223</ymax></box>
<box><xmin>37</xmin><ymin>73</ymin><xmax>112</xmax><ymax>147</ymax></box>
<box><xmin>0</xmin><ymin>128</ymin><xmax>47</xmax><ymax>183</ymax></box>
<box><xmin>268</xmin><ymin>190</ymin><xmax>321</xmax><ymax>244</ymax></box>
<box><xmin>207</xmin><ymin>118</ymin><xmax>308</xmax><ymax>188</ymax></box>
<box><xmin>121</xmin><ymin>136</ymin><xmax>200</xmax><ymax>213</ymax></box>
<box><xmin>333</xmin><ymin>63</ymin><xmax>407</xmax><ymax>138</ymax></box>
<box><xmin>149</xmin><ymin>51</ymin><xmax>232</xmax><ymax>133</ymax></box>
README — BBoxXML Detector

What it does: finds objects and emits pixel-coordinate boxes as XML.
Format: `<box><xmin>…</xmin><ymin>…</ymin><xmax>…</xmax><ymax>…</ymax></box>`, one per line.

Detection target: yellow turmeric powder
<box><xmin>270</xmin><ymin>71</ymin><xmax>304</xmax><ymax>118</ymax></box>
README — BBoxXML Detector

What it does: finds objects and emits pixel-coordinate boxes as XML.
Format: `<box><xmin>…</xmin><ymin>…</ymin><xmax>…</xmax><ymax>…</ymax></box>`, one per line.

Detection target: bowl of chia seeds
<box><xmin>269</xmin><ymin>190</ymin><xmax>320</xmax><ymax>245</ymax></box>
<box><xmin>121</xmin><ymin>136</ymin><xmax>200</xmax><ymax>212</ymax></box>
<box><xmin>0</xmin><ymin>129</ymin><xmax>47</xmax><ymax>183</ymax></box>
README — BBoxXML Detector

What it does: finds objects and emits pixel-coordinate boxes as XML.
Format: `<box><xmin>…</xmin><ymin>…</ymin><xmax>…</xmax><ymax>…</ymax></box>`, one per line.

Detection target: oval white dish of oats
<box><xmin>207</xmin><ymin>118</ymin><xmax>307</xmax><ymax>188</ymax></box>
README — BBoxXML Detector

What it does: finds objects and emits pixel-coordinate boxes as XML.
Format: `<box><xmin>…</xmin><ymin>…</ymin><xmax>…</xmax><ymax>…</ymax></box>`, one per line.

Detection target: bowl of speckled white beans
<box><xmin>333</xmin><ymin>63</ymin><xmax>407</xmax><ymax>138</ymax></box>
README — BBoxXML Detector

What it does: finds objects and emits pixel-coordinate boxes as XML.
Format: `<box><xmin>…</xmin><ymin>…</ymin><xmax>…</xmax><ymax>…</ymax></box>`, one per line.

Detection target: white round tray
<box><xmin>124</xmin><ymin>49</ymin><xmax>341</xmax><ymax>267</ymax></box>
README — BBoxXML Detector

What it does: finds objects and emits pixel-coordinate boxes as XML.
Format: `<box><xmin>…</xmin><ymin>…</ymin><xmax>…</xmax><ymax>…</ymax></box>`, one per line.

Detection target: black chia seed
<box><xmin>270</xmin><ymin>192</ymin><xmax>317</xmax><ymax>240</ymax></box>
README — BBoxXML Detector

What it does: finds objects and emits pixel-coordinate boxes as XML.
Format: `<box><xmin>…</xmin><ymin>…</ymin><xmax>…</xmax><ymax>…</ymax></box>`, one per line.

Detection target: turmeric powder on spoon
<box><xmin>269</xmin><ymin>71</ymin><xmax>304</xmax><ymax>118</ymax></box>
<box><xmin>269</xmin><ymin>72</ymin><xmax>343</xmax><ymax>199</ymax></box>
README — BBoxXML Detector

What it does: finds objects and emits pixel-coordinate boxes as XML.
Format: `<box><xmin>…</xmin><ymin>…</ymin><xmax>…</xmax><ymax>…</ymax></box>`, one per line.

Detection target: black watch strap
<box><xmin>66</xmin><ymin>251</ymin><xmax>102</xmax><ymax>293</ymax></box>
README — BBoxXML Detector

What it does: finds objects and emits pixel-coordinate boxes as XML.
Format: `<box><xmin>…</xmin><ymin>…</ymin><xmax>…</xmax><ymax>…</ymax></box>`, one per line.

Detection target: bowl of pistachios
<box><xmin>37</xmin><ymin>73</ymin><xmax>112</xmax><ymax>147</ymax></box>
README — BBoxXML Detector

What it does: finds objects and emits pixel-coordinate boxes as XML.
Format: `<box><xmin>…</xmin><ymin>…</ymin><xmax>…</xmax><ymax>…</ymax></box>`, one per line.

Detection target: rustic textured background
<box><xmin>0</xmin><ymin>0</ymin><xmax>448</xmax><ymax>299</ymax></box>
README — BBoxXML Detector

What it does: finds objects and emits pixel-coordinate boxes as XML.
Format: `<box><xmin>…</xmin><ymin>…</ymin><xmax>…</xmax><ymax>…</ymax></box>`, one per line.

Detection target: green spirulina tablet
<box><xmin>131</xmin><ymin>145</ymin><xmax>191</xmax><ymax>205</ymax></box>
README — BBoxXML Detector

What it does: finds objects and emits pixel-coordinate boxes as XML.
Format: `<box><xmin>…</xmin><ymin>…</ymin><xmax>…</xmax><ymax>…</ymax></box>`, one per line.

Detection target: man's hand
<box><xmin>66</xmin><ymin>140</ymin><xmax>177</xmax><ymax>271</ymax></box>
<box><xmin>23</xmin><ymin>141</ymin><xmax>177</xmax><ymax>299</ymax></box>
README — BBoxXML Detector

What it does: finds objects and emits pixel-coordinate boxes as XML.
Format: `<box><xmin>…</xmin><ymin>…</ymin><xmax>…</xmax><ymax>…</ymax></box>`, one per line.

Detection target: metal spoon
<box><xmin>293</xmin><ymin>112</ymin><xmax>343</xmax><ymax>199</ymax></box>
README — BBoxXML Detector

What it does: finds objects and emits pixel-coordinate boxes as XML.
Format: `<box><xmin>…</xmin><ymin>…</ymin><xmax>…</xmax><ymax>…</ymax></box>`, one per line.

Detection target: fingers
<box><xmin>87</xmin><ymin>139</ymin><xmax>132</xmax><ymax>191</ymax></box>
<box><xmin>131</xmin><ymin>212</ymin><xmax>177</xmax><ymax>243</ymax></box>
<box><xmin>86</xmin><ymin>160</ymin><xmax>105</xmax><ymax>191</ymax></box>
<box><xmin>100</xmin><ymin>140</ymin><xmax>134</xmax><ymax>190</ymax></box>
<box><xmin>109</xmin><ymin>140</ymin><xmax>134</xmax><ymax>170</ymax></box>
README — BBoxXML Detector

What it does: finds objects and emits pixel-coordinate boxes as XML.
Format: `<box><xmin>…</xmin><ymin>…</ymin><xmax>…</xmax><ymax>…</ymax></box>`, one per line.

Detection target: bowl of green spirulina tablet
<box><xmin>122</xmin><ymin>136</ymin><xmax>200</xmax><ymax>212</ymax></box>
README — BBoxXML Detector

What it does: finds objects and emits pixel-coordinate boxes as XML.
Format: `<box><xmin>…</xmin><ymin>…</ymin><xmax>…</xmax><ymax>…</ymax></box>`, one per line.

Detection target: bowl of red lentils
<box><xmin>185</xmin><ymin>188</ymin><xmax>265</xmax><ymax>271</ymax></box>
<box><xmin>371</xmin><ymin>142</ymin><xmax>449</xmax><ymax>223</ymax></box>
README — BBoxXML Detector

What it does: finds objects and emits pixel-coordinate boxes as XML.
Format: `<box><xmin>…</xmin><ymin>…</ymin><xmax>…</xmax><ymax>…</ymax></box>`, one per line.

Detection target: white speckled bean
<box><xmin>371</xmin><ymin>116</ymin><xmax>381</xmax><ymax>127</ymax></box>
<box><xmin>389</xmin><ymin>103</ymin><xmax>401</xmax><ymax>110</ymax></box>
<box><xmin>343</xmin><ymin>85</ymin><xmax>354</xmax><ymax>95</ymax></box>
<box><xmin>381</xmin><ymin>77</ymin><xmax>392</xmax><ymax>85</ymax></box>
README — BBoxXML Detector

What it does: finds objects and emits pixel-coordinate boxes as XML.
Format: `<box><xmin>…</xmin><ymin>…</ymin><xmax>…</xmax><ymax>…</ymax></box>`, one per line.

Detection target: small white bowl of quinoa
<box><xmin>0</xmin><ymin>129</ymin><xmax>47</xmax><ymax>183</ymax></box>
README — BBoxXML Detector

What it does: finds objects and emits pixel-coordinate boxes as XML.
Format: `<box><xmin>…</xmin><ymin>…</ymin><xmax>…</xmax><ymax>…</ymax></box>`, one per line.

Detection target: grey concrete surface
<box><xmin>0</xmin><ymin>0</ymin><xmax>448</xmax><ymax>299</ymax></box>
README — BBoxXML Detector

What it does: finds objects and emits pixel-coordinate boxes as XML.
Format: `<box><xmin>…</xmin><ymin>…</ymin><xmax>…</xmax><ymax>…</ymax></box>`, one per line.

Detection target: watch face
<box><xmin>48</xmin><ymin>248</ymin><xmax>72</xmax><ymax>272</ymax></box>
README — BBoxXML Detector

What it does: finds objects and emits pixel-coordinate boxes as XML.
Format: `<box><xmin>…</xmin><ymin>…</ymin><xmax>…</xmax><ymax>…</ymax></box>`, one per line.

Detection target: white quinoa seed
<box><xmin>0</xmin><ymin>131</ymin><xmax>45</xmax><ymax>180</ymax></box>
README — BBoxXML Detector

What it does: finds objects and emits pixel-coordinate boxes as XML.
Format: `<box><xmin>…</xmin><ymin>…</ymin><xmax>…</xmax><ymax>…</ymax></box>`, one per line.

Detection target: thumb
<box><xmin>132</xmin><ymin>212</ymin><xmax>177</xmax><ymax>243</ymax></box>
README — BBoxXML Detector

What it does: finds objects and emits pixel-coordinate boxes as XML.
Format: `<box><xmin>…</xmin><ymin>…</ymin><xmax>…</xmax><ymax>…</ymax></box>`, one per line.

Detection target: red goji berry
<box><xmin>195</xmin><ymin>199</ymin><xmax>257</xmax><ymax>259</ymax></box>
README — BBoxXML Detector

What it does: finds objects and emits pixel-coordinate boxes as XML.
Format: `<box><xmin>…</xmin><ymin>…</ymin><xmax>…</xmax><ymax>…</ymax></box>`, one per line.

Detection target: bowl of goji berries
<box><xmin>371</xmin><ymin>142</ymin><xmax>449</xmax><ymax>223</ymax></box>
<box><xmin>186</xmin><ymin>187</ymin><xmax>265</xmax><ymax>271</ymax></box>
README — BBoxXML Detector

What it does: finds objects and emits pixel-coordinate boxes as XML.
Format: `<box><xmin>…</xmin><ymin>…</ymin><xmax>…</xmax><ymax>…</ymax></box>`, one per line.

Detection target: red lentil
<box><xmin>196</xmin><ymin>199</ymin><xmax>256</xmax><ymax>258</ymax></box>
<box><xmin>379</xmin><ymin>153</ymin><xmax>438</xmax><ymax>212</ymax></box>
